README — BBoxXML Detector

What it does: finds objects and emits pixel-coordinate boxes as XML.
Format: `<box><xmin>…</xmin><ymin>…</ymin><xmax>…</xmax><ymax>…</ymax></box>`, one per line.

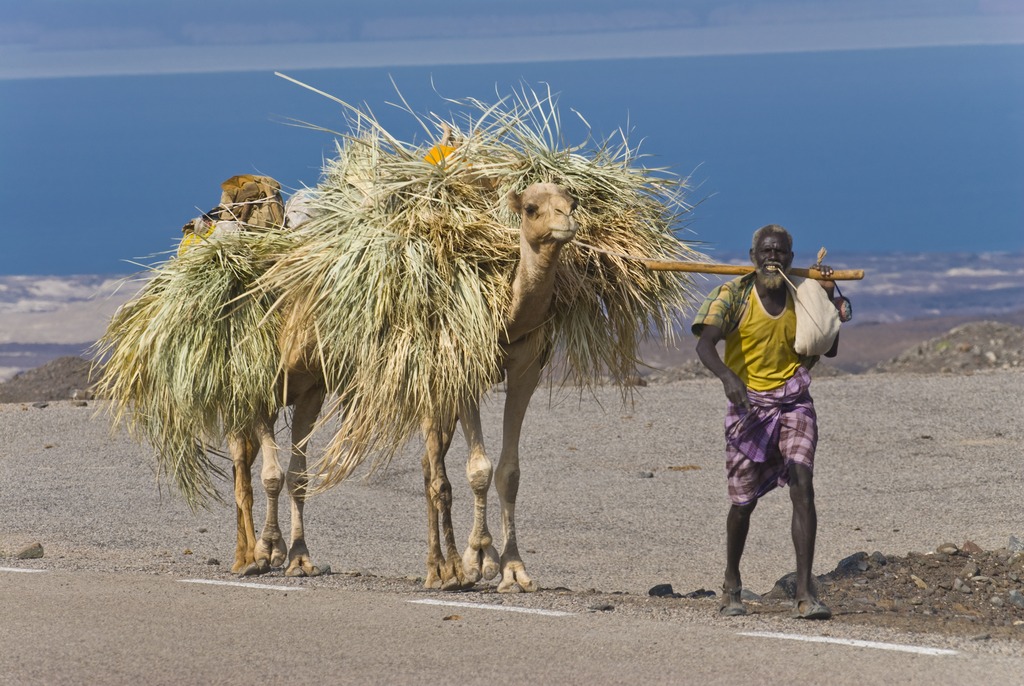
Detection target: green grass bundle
<box><xmin>94</xmin><ymin>230</ymin><xmax>289</xmax><ymax>508</ymax></box>
<box><xmin>262</xmin><ymin>79</ymin><xmax>708</xmax><ymax>485</ymax></box>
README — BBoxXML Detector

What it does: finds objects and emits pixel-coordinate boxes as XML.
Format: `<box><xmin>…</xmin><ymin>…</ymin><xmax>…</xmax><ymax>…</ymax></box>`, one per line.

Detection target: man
<box><xmin>692</xmin><ymin>224</ymin><xmax>839</xmax><ymax>620</ymax></box>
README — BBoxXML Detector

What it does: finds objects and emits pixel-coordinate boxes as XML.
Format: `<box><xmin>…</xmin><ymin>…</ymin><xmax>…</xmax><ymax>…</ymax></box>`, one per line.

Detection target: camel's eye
<box><xmin>524</xmin><ymin>203</ymin><xmax>539</xmax><ymax>217</ymax></box>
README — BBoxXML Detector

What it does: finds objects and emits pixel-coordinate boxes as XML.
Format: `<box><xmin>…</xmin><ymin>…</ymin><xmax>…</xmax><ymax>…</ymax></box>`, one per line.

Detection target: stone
<box><xmin>16</xmin><ymin>542</ymin><xmax>44</xmax><ymax>559</ymax></box>
<box><xmin>1007</xmin><ymin>590</ymin><xmax>1024</xmax><ymax>609</ymax></box>
<box><xmin>763</xmin><ymin>572</ymin><xmax>816</xmax><ymax>600</ymax></box>
<box><xmin>936</xmin><ymin>542</ymin><xmax>959</xmax><ymax>555</ymax></box>
<box><xmin>961</xmin><ymin>540</ymin><xmax>984</xmax><ymax>555</ymax></box>
<box><xmin>648</xmin><ymin>583</ymin><xmax>682</xmax><ymax>598</ymax></box>
<box><xmin>831</xmin><ymin>552</ymin><xmax>870</xmax><ymax>578</ymax></box>
<box><xmin>960</xmin><ymin>562</ymin><xmax>981</xmax><ymax>578</ymax></box>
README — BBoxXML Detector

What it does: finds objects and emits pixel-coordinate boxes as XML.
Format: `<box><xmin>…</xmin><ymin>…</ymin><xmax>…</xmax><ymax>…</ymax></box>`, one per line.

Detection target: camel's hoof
<box><xmin>231</xmin><ymin>559</ymin><xmax>254</xmax><ymax>575</ymax></box>
<box><xmin>444</xmin><ymin>557</ymin><xmax>471</xmax><ymax>590</ymax></box>
<box><xmin>425</xmin><ymin>555</ymin><xmax>469</xmax><ymax>590</ymax></box>
<box><xmin>497</xmin><ymin>564</ymin><xmax>537</xmax><ymax>593</ymax></box>
<box><xmin>241</xmin><ymin>559</ymin><xmax>271</xmax><ymax>577</ymax></box>
<box><xmin>255</xmin><ymin>539</ymin><xmax>287</xmax><ymax>569</ymax></box>
<box><xmin>441</xmin><ymin>576</ymin><xmax>471</xmax><ymax>591</ymax></box>
<box><xmin>462</xmin><ymin>545</ymin><xmax>499</xmax><ymax>583</ymax></box>
<box><xmin>481</xmin><ymin>553</ymin><xmax>499</xmax><ymax>581</ymax></box>
<box><xmin>285</xmin><ymin>559</ymin><xmax>322</xmax><ymax>577</ymax></box>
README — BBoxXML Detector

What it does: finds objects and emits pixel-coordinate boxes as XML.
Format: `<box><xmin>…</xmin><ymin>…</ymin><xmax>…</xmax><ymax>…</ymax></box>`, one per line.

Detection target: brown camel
<box><xmin>421</xmin><ymin>182</ymin><xmax>578</xmax><ymax>592</ymax></box>
<box><xmin>222</xmin><ymin>188</ymin><xmax>328</xmax><ymax>577</ymax></box>
<box><xmin>226</xmin><ymin>352</ymin><xmax>325</xmax><ymax>576</ymax></box>
<box><xmin>230</xmin><ymin>181</ymin><xmax>577</xmax><ymax>587</ymax></box>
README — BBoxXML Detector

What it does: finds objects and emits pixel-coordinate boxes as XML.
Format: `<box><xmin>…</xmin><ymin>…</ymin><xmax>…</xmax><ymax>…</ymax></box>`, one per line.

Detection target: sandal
<box><xmin>719</xmin><ymin>586</ymin><xmax>747</xmax><ymax>617</ymax></box>
<box><xmin>793</xmin><ymin>598</ymin><xmax>832</xmax><ymax>620</ymax></box>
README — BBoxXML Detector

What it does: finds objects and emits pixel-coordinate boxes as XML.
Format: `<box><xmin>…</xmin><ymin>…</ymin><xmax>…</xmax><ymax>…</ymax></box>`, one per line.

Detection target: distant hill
<box><xmin>1</xmin><ymin>253</ymin><xmax>1021</xmax><ymax>381</ymax></box>
<box><xmin>2</xmin><ymin>320</ymin><xmax>1022</xmax><ymax>404</ymax></box>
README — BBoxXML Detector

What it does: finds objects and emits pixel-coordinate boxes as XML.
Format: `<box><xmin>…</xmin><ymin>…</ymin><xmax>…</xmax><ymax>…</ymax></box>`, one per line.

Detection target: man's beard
<box><xmin>756</xmin><ymin>264</ymin><xmax>786</xmax><ymax>289</ymax></box>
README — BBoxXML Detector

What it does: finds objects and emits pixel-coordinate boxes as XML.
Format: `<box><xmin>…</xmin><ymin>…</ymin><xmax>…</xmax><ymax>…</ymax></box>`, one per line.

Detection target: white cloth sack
<box><xmin>284</xmin><ymin>189</ymin><xmax>317</xmax><ymax>229</ymax></box>
<box><xmin>785</xmin><ymin>275</ymin><xmax>841</xmax><ymax>356</ymax></box>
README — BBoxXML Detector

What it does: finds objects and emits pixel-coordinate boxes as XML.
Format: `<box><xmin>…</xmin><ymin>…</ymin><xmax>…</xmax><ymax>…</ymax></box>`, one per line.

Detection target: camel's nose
<box><xmin>551</xmin><ymin>217</ymin><xmax>578</xmax><ymax>242</ymax></box>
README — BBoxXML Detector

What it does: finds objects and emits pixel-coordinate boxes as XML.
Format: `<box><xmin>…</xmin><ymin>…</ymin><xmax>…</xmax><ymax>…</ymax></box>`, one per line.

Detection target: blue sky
<box><xmin>1</xmin><ymin>1</ymin><xmax>1022</xmax><ymax>274</ymax></box>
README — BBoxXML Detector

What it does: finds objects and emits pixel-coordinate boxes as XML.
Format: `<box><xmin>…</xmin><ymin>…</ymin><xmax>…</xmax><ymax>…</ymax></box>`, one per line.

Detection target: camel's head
<box><xmin>507</xmin><ymin>183</ymin><xmax>579</xmax><ymax>247</ymax></box>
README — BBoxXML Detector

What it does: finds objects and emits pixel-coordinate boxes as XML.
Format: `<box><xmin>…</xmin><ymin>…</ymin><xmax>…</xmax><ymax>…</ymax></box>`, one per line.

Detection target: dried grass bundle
<box><xmin>262</xmin><ymin>79</ymin><xmax>707</xmax><ymax>485</ymax></box>
<box><xmin>94</xmin><ymin>231</ymin><xmax>289</xmax><ymax>508</ymax></box>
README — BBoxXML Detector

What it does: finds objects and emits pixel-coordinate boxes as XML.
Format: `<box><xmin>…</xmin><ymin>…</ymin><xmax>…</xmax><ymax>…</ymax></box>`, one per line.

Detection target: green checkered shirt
<box><xmin>690</xmin><ymin>273</ymin><xmax>757</xmax><ymax>338</ymax></box>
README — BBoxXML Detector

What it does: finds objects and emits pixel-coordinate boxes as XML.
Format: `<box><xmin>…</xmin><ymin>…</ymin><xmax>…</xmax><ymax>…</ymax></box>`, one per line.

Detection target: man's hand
<box><xmin>814</xmin><ymin>263</ymin><xmax>836</xmax><ymax>295</ymax></box>
<box><xmin>696</xmin><ymin>325</ymin><xmax>751</xmax><ymax>409</ymax></box>
<box><xmin>721</xmin><ymin>371</ymin><xmax>750</xmax><ymax>410</ymax></box>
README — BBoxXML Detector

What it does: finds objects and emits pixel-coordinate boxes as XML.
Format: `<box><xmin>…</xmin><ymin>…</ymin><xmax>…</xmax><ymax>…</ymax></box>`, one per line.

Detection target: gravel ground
<box><xmin>1</xmin><ymin>368</ymin><xmax>1022</xmax><ymax>648</ymax></box>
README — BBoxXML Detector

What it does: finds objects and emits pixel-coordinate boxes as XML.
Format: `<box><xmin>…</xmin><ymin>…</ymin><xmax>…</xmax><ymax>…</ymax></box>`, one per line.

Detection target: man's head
<box><xmin>750</xmin><ymin>224</ymin><xmax>793</xmax><ymax>289</ymax></box>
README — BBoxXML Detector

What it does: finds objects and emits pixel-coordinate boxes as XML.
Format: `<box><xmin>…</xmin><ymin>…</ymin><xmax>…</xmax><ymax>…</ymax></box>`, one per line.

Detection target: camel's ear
<box><xmin>506</xmin><ymin>188</ymin><xmax>523</xmax><ymax>214</ymax></box>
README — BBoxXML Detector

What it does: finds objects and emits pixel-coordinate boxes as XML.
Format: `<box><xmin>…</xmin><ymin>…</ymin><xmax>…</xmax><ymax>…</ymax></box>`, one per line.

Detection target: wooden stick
<box><xmin>642</xmin><ymin>259</ymin><xmax>864</xmax><ymax>281</ymax></box>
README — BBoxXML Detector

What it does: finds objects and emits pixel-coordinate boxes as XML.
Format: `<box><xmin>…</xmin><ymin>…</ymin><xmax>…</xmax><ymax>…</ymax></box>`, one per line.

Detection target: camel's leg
<box><xmin>284</xmin><ymin>384</ymin><xmax>326</xmax><ymax>577</ymax></box>
<box><xmin>242</xmin><ymin>413</ymin><xmax>288</xmax><ymax>576</ymax></box>
<box><xmin>459</xmin><ymin>401</ymin><xmax>501</xmax><ymax>584</ymax></box>
<box><xmin>493</xmin><ymin>354</ymin><xmax>543</xmax><ymax>593</ymax></box>
<box><xmin>421</xmin><ymin>416</ymin><xmax>469</xmax><ymax>590</ymax></box>
<box><xmin>229</xmin><ymin>431</ymin><xmax>258</xmax><ymax>573</ymax></box>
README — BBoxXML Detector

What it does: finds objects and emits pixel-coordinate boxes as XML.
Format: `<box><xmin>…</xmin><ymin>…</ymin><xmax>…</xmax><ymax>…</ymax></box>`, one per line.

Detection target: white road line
<box><xmin>410</xmin><ymin>598</ymin><xmax>573</xmax><ymax>617</ymax></box>
<box><xmin>0</xmin><ymin>567</ymin><xmax>48</xmax><ymax>574</ymax></box>
<box><xmin>180</xmin><ymin>579</ymin><xmax>304</xmax><ymax>591</ymax></box>
<box><xmin>740</xmin><ymin>631</ymin><xmax>958</xmax><ymax>656</ymax></box>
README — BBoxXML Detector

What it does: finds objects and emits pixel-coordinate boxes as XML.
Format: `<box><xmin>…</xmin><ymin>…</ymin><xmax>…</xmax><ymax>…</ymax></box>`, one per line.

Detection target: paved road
<box><xmin>4</xmin><ymin>568</ymin><xmax>1023</xmax><ymax>685</ymax></box>
<box><xmin>2</xmin><ymin>372</ymin><xmax>1023</xmax><ymax>683</ymax></box>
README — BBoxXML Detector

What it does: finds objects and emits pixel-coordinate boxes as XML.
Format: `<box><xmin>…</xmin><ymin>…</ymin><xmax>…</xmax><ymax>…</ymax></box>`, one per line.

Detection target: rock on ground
<box><xmin>0</xmin><ymin>356</ymin><xmax>97</xmax><ymax>403</ymax></box>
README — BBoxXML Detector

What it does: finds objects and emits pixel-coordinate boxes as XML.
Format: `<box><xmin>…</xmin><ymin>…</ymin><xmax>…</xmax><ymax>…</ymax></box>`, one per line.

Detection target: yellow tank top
<box><xmin>724</xmin><ymin>288</ymin><xmax>801</xmax><ymax>391</ymax></box>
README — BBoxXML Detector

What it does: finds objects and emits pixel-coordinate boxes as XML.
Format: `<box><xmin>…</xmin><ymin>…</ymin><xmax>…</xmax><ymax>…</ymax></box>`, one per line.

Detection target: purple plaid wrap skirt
<box><xmin>724</xmin><ymin>367</ymin><xmax>818</xmax><ymax>505</ymax></box>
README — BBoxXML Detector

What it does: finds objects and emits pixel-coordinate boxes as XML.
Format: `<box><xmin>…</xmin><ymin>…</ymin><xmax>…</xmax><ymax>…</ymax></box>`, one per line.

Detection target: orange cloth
<box><xmin>424</xmin><ymin>144</ymin><xmax>456</xmax><ymax>165</ymax></box>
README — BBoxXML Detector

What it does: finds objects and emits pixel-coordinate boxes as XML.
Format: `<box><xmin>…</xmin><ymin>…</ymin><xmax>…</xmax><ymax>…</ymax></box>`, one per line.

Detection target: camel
<box><xmin>420</xmin><ymin>182</ymin><xmax>578</xmax><ymax>592</ymax></box>
<box><xmin>226</xmin><ymin>358</ymin><xmax>326</xmax><ymax>577</ymax></box>
<box><xmin>208</xmin><ymin>185</ymin><xmax>329</xmax><ymax>577</ymax></box>
<box><xmin>164</xmin><ymin>178</ymin><xmax>578</xmax><ymax>585</ymax></box>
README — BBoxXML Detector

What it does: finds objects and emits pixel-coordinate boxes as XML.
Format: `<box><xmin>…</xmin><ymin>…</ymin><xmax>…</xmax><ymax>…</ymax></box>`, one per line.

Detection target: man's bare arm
<box><xmin>696</xmin><ymin>325</ymin><xmax>749</xmax><ymax>409</ymax></box>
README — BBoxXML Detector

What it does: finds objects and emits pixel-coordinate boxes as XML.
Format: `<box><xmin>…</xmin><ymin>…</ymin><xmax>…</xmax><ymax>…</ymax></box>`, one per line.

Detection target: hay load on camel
<box><xmin>93</xmin><ymin>175</ymin><xmax>291</xmax><ymax>507</ymax></box>
<box><xmin>261</xmin><ymin>78</ymin><xmax>710</xmax><ymax>485</ymax></box>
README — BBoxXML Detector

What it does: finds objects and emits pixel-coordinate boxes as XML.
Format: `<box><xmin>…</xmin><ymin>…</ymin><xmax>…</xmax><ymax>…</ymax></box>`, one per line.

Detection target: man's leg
<box><xmin>722</xmin><ymin>500</ymin><xmax>756</xmax><ymax>616</ymax></box>
<box><xmin>789</xmin><ymin>462</ymin><xmax>830</xmax><ymax>618</ymax></box>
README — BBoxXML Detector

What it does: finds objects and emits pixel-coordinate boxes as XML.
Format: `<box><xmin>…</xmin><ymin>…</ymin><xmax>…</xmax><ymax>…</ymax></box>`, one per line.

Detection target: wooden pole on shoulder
<box><xmin>642</xmin><ymin>260</ymin><xmax>864</xmax><ymax>281</ymax></box>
